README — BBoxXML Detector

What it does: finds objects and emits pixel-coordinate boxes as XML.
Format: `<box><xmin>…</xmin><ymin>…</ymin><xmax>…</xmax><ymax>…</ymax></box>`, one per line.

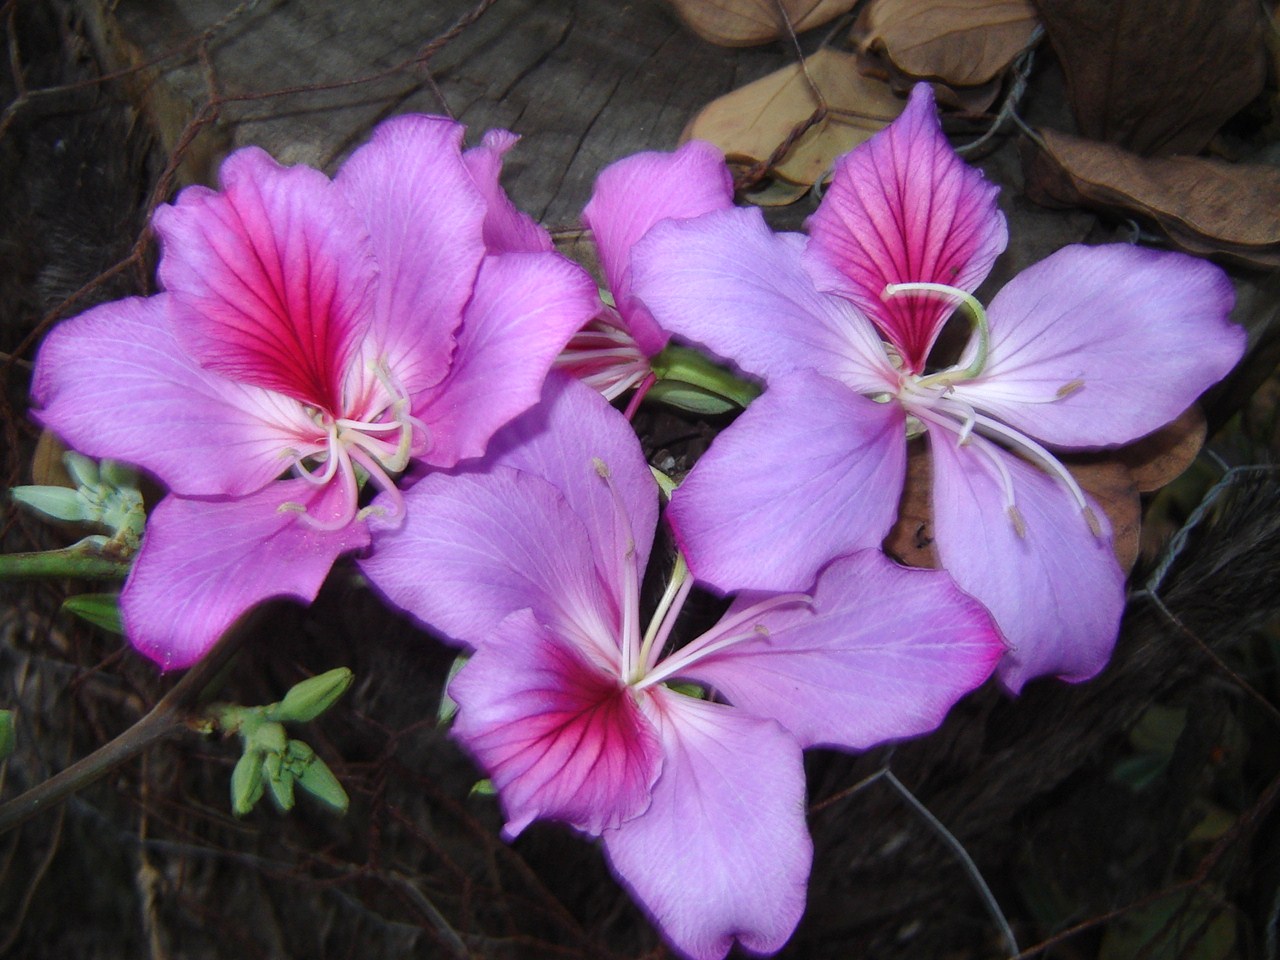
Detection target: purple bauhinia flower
<box><xmin>359</xmin><ymin>375</ymin><xmax>1003</xmax><ymax>960</ymax></box>
<box><xmin>31</xmin><ymin>118</ymin><xmax>598</xmax><ymax>669</ymax></box>
<box><xmin>630</xmin><ymin>84</ymin><xmax>1245</xmax><ymax>692</ymax></box>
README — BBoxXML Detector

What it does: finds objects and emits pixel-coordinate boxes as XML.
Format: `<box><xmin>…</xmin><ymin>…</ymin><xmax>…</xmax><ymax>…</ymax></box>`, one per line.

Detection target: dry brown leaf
<box><xmin>1026</xmin><ymin>128</ymin><xmax>1280</xmax><ymax>269</ymax></box>
<box><xmin>1034</xmin><ymin>0</ymin><xmax>1267</xmax><ymax>156</ymax></box>
<box><xmin>1116</xmin><ymin>407</ymin><xmax>1207</xmax><ymax>494</ymax></box>
<box><xmin>668</xmin><ymin>0</ymin><xmax>858</xmax><ymax>47</ymax></box>
<box><xmin>683</xmin><ymin>48</ymin><xmax>903</xmax><ymax>186</ymax></box>
<box><xmin>884</xmin><ymin>440</ymin><xmax>939</xmax><ymax>569</ymax></box>
<box><xmin>31</xmin><ymin>430</ymin><xmax>72</xmax><ymax>488</ymax></box>
<box><xmin>855</xmin><ymin>0</ymin><xmax>1039</xmax><ymax>88</ymax></box>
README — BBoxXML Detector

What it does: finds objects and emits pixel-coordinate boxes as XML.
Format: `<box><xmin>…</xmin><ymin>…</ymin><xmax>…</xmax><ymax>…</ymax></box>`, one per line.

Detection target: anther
<box><xmin>1056</xmin><ymin>379</ymin><xmax>1085</xmax><ymax>399</ymax></box>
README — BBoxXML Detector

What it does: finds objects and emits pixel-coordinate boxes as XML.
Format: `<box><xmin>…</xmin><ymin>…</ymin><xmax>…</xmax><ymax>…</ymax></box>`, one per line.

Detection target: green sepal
<box><xmin>231</xmin><ymin>750</ymin><xmax>265</xmax><ymax>815</ymax></box>
<box><xmin>269</xmin><ymin>668</ymin><xmax>353</xmax><ymax>724</ymax></box>
<box><xmin>62</xmin><ymin>594</ymin><xmax>124</xmax><ymax>635</ymax></box>
<box><xmin>0</xmin><ymin>710</ymin><xmax>14</xmax><ymax>762</ymax></box>
<box><xmin>437</xmin><ymin>655</ymin><xmax>469</xmax><ymax>727</ymax></box>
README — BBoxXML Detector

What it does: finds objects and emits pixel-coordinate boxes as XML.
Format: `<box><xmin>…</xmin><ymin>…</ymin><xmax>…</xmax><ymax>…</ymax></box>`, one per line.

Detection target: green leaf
<box><xmin>270</xmin><ymin>668</ymin><xmax>353</xmax><ymax>724</ymax></box>
<box><xmin>230</xmin><ymin>750</ymin><xmax>265</xmax><ymax>815</ymax></box>
<box><xmin>0</xmin><ymin>710</ymin><xmax>14</xmax><ymax>761</ymax></box>
<box><xmin>62</xmin><ymin>594</ymin><xmax>124</xmax><ymax>635</ymax></box>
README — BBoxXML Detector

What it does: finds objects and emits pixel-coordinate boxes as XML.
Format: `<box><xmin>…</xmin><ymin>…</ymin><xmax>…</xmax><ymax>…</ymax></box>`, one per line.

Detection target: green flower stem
<box><xmin>0</xmin><ymin>607</ymin><xmax>261</xmax><ymax>836</ymax></box>
<box><xmin>0</xmin><ymin>545</ymin><xmax>133</xmax><ymax>581</ymax></box>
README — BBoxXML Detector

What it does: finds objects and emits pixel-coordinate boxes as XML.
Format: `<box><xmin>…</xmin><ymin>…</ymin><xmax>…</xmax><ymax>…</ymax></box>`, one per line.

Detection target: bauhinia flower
<box><xmin>630</xmin><ymin>84</ymin><xmax>1245</xmax><ymax>692</ymax></box>
<box><xmin>31</xmin><ymin>117</ymin><xmax>597</xmax><ymax>669</ymax></box>
<box><xmin>359</xmin><ymin>375</ymin><xmax>1003</xmax><ymax>960</ymax></box>
<box><xmin>554</xmin><ymin>141</ymin><xmax>734</xmax><ymax>406</ymax></box>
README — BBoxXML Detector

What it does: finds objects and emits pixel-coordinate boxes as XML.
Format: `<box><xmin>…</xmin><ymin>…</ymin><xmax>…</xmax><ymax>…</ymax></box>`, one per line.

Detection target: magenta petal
<box><xmin>668</xmin><ymin>370</ymin><xmax>906</xmax><ymax>593</ymax></box>
<box><xmin>335</xmin><ymin>115</ymin><xmax>488</xmax><ymax>401</ymax></box>
<box><xmin>121</xmin><ymin>479</ymin><xmax>369</xmax><ymax>671</ymax></box>
<box><xmin>450</xmin><ymin>609</ymin><xmax>662</xmax><ymax>838</ymax></box>
<box><xmin>632</xmin><ymin>207</ymin><xmax>898</xmax><ymax>392</ymax></box>
<box><xmin>154</xmin><ymin>147</ymin><xmax>376</xmax><ymax>411</ymax></box>
<box><xmin>806</xmin><ymin>83</ymin><xmax>1007</xmax><ymax>372</ymax></box>
<box><xmin>603</xmin><ymin>691</ymin><xmax>810</xmax><ymax>960</ymax></box>
<box><xmin>32</xmin><ymin>295</ymin><xmax>316</xmax><ymax>497</ymax></box>
<box><xmin>927</xmin><ymin>426</ymin><xmax>1125</xmax><ymax>693</ymax></box>
<box><xmin>361</xmin><ymin>465</ymin><xmax>617</xmax><ymax>658</ymax></box>
<box><xmin>951</xmin><ymin>244</ymin><xmax>1243</xmax><ymax>447</ymax></box>
<box><xmin>413</xmin><ymin>252</ymin><xmax>599</xmax><ymax>469</ymax></box>
<box><xmin>482</xmin><ymin>375</ymin><xmax>660</xmax><ymax>592</ymax></box>
<box><xmin>584</xmin><ymin>142</ymin><xmax>734</xmax><ymax>356</ymax></box>
<box><xmin>462</xmin><ymin>128</ymin><xmax>554</xmax><ymax>254</ymax></box>
<box><xmin>686</xmin><ymin>551</ymin><xmax>1002</xmax><ymax>749</ymax></box>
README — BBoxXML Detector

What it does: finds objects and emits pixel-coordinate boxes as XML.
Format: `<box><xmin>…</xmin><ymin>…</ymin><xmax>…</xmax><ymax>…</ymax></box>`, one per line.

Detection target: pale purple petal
<box><xmin>450</xmin><ymin>609</ymin><xmax>662</xmax><ymax>837</ymax></box>
<box><xmin>413</xmin><ymin>252</ymin><xmax>599</xmax><ymax>469</ymax></box>
<box><xmin>668</xmin><ymin>370</ymin><xmax>906</xmax><ymax>593</ymax></box>
<box><xmin>684</xmin><ymin>551</ymin><xmax>1002</xmax><ymax>749</ymax></box>
<box><xmin>951</xmin><ymin>244</ymin><xmax>1243</xmax><ymax>447</ymax></box>
<box><xmin>806</xmin><ymin>83</ymin><xmax>1007</xmax><ymax>372</ymax></box>
<box><xmin>32</xmin><ymin>295</ymin><xmax>319</xmax><ymax>498</ymax></box>
<box><xmin>926</xmin><ymin>424</ymin><xmax>1125</xmax><ymax>693</ymax></box>
<box><xmin>633</xmin><ymin>207</ymin><xmax>898</xmax><ymax>393</ymax></box>
<box><xmin>154</xmin><ymin>147</ymin><xmax>376</xmax><ymax>412</ymax></box>
<box><xmin>584</xmin><ymin>142</ymin><xmax>734</xmax><ymax>356</ymax></box>
<box><xmin>482</xmin><ymin>375</ymin><xmax>659</xmax><ymax>592</ymax></box>
<box><xmin>360</xmin><ymin>465</ymin><xmax>619</xmax><ymax>660</ymax></box>
<box><xmin>603</xmin><ymin>691</ymin><xmax>810</xmax><ymax>960</ymax></box>
<box><xmin>462</xmin><ymin>128</ymin><xmax>554</xmax><ymax>254</ymax></box>
<box><xmin>122</xmin><ymin>479</ymin><xmax>369</xmax><ymax>671</ymax></box>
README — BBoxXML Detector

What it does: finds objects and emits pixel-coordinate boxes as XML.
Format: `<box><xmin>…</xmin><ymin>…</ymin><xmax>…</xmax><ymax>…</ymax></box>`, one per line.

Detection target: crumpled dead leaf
<box><xmin>1026</xmin><ymin>128</ymin><xmax>1280</xmax><ymax>269</ymax></box>
<box><xmin>1033</xmin><ymin>0</ymin><xmax>1268</xmax><ymax>156</ymax></box>
<box><xmin>667</xmin><ymin>0</ymin><xmax>858</xmax><ymax>47</ymax></box>
<box><xmin>855</xmin><ymin>0</ymin><xmax>1039</xmax><ymax>89</ymax></box>
<box><xmin>683</xmin><ymin>48</ymin><xmax>903</xmax><ymax>186</ymax></box>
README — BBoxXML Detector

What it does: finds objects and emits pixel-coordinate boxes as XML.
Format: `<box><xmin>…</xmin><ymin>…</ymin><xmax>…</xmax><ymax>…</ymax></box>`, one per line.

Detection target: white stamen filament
<box><xmin>593</xmin><ymin>458</ymin><xmax>645</xmax><ymax>680</ymax></box>
<box><xmin>635</xmin><ymin>552</ymin><xmax>692</xmax><ymax>679</ymax></box>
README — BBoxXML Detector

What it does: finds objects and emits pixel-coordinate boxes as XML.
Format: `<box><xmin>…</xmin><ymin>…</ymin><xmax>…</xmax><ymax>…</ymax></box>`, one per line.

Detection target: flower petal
<box><xmin>361</xmin><ymin>465</ymin><xmax>618</xmax><ymax>661</ymax></box>
<box><xmin>806</xmin><ymin>83</ymin><xmax>1007</xmax><ymax>372</ymax></box>
<box><xmin>154</xmin><ymin>147</ymin><xmax>376</xmax><ymax>412</ymax></box>
<box><xmin>632</xmin><ymin>207</ymin><xmax>897</xmax><ymax>392</ymax></box>
<box><xmin>584</xmin><ymin>141</ymin><xmax>734</xmax><ymax>356</ymax></box>
<box><xmin>335</xmin><ymin>115</ymin><xmax>489</xmax><ymax>401</ymax></box>
<box><xmin>602</xmin><ymin>691</ymin><xmax>810</xmax><ymax>960</ymax></box>
<box><xmin>122</xmin><ymin>479</ymin><xmax>369</xmax><ymax>671</ymax></box>
<box><xmin>926</xmin><ymin>425</ymin><xmax>1125</xmax><ymax>693</ymax></box>
<box><xmin>684</xmin><ymin>551</ymin><xmax>1002</xmax><ymax>749</ymax></box>
<box><xmin>462</xmin><ymin>128</ymin><xmax>554</xmax><ymax>254</ymax></box>
<box><xmin>413</xmin><ymin>252</ymin><xmax>599</xmax><ymax>469</ymax></box>
<box><xmin>668</xmin><ymin>370</ymin><xmax>907</xmax><ymax>593</ymax></box>
<box><xmin>481</xmin><ymin>375</ymin><xmax>660</xmax><ymax>593</ymax></box>
<box><xmin>950</xmin><ymin>244</ymin><xmax>1243</xmax><ymax>447</ymax></box>
<box><xmin>32</xmin><ymin>295</ymin><xmax>318</xmax><ymax>497</ymax></box>
<box><xmin>450</xmin><ymin>609</ymin><xmax>662</xmax><ymax>838</ymax></box>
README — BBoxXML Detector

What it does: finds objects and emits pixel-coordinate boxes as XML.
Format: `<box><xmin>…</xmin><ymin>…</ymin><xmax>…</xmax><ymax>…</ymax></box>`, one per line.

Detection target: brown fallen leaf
<box><xmin>683</xmin><ymin>48</ymin><xmax>904</xmax><ymax>187</ymax></box>
<box><xmin>1025</xmin><ymin>128</ymin><xmax>1280</xmax><ymax>269</ymax></box>
<box><xmin>1115</xmin><ymin>407</ymin><xmax>1206</xmax><ymax>494</ymax></box>
<box><xmin>1033</xmin><ymin>0</ymin><xmax>1268</xmax><ymax>156</ymax></box>
<box><xmin>667</xmin><ymin>0</ymin><xmax>858</xmax><ymax>47</ymax></box>
<box><xmin>855</xmin><ymin>0</ymin><xmax>1039</xmax><ymax>89</ymax></box>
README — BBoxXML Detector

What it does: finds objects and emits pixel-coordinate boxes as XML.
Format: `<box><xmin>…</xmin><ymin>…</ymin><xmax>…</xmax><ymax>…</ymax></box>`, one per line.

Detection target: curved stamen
<box><xmin>282</xmin><ymin>443</ymin><xmax>361</xmax><ymax>532</ymax></box>
<box><xmin>883</xmin><ymin>282</ymin><xmax>990</xmax><ymax>385</ymax></box>
<box><xmin>924</xmin><ymin>411</ymin><xmax>1025</xmax><ymax>535</ymax></box>
<box><xmin>636</xmin><ymin>552</ymin><xmax>691</xmax><ymax>678</ymax></box>
<box><xmin>349</xmin><ymin>444</ymin><xmax>406</xmax><ymax>523</ymax></box>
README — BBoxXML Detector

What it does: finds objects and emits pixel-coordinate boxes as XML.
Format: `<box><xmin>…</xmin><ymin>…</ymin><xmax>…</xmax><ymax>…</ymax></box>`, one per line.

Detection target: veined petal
<box><xmin>413</xmin><ymin>252</ymin><xmax>599</xmax><ymax>469</ymax></box>
<box><xmin>668</xmin><ymin>370</ymin><xmax>907</xmax><ymax>593</ymax></box>
<box><xmin>482</xmin><ymin>376</ymin><xmax>660</xmax><ymax>593</ymax></box>
<box><xmin>155</xmin><ymin>147</ymin><xmax>376</xmax><ymax>412</ymax></box>
<box><xmin>361</xmin><ymin>465</ymin><xmax>618</xmax><ymax>662</ymax></box>
<box><xmin>684</xmin><ymin>551</ymin><xmax>1002</xmax><ymax>749</ymax></box>
<box><xmin>602</xmin><ymin>691</ymin><xmax>810</xmax><ymax>960</ymax></box>
<box><xmin>335</xmin><ymin>115</ymin><xmax>489</xmax><ymax>403</ymax></box>
<box><xmin>450</xmin><ymin>609</ymin><xmax>662</xmax><ymax>838</ymax></box>
<box><xmin>806</xmin><ymin>83</ymin><xmax>1007</xmax><ymax>372</ymax></box>
<box><xmin>632</xmin><ymin>207</ymin><xmax>898</xmax><ymax>392</ymax></box>
<box><xmin>32</xmin><ymin>295</ymin><xmax>320</xmax><ymax>497</ymax></box>
<box><xmin>927</xmin><ymin>426</ymin><xmax>1125</xmax><ymax>693</ymax></box>
<box><xmin>951</xmin><ymin>244</ymin><xmax>1243</xmax><ymax>447</ymax></box>
<box><xmin>121</xmin><ymin>479</ymin><xmax>369</xmax><ymax>671</ymax></box>
<box><xmin>462</xmin><ymin>128</ymin><xmax>554</xmax><ymax>254</ymax></box>
<box><xmin>584</xmin><ymin>141</ymin><xmax>734</xmax><ymax>357</ymax></box>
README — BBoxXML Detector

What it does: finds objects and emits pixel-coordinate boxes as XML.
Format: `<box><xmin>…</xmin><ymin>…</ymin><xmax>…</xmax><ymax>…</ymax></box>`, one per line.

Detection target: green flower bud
<box><xmin>11</xmin><ymin>485</ymin><xmax>91</xmax><ymax>523</ymax></box>
<box><xmin>263</xmin><ymin>752</ymin><xmax>295</xmax><ymax>811</ymax></box>
<box><xmin>270</xmin><ymin>668</ymin><xmax>353</xmax><ymax>724</ymax></box>
<box><xmin>231</xmin><ymin>749</ymin><xmax>265</xmax><ymax>815</ymax></box>
<box><xmin>295</xmin><ymin>752</ymin><xmax>348</xmax><ymax>814</ymax></box>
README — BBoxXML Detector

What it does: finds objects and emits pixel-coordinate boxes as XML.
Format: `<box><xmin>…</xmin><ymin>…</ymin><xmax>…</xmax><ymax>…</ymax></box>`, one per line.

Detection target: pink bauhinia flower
<box><xmin>359</xmin><ymin>375</ymin><xmax>1002</xmax><ymax>960</ymax></box>
<box><xmin>630</xmin><ymin>84</ymin><xmax>1245</xmax><ymax>692</ymax></box>
<box><xmin>31</xmin><ymin>117</ymin><xmax>597</xmax><ymax>669</ymax></box>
